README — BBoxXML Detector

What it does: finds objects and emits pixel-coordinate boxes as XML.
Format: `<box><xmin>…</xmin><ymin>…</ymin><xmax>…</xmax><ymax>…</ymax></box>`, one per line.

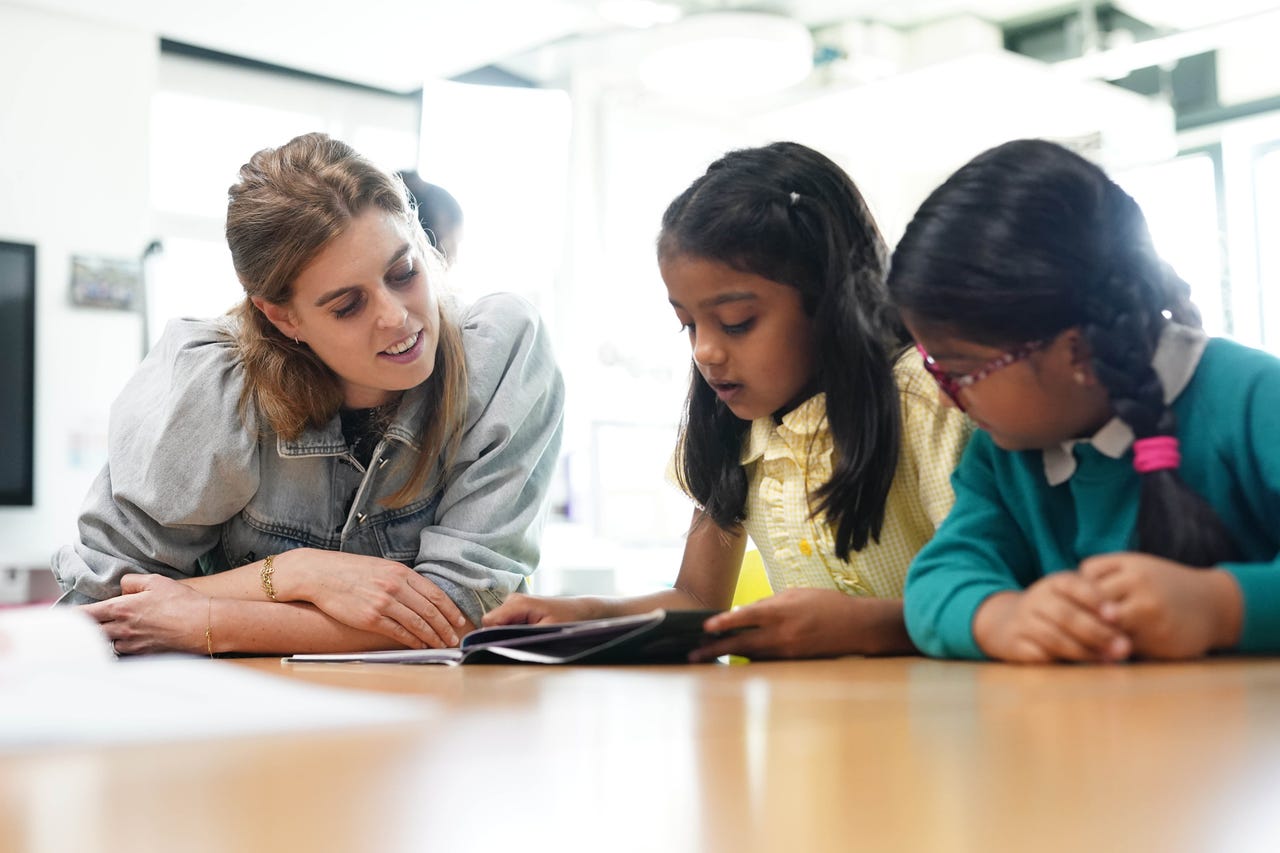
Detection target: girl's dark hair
<box><xmin>659</xmin><ymin>141</ymin><xmax>908</xmax><ymax>559</ymax></box>
<box><xmin>887</xmin><ymin>138</ymin><xmax>1236</xmax><ymax>567</ymax></box>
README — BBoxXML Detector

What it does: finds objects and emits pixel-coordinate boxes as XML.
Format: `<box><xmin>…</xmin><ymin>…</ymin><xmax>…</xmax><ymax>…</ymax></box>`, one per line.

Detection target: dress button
<box><xmin>798</xmin><ymin>539</ymin><xmax>812</xmax><ymax>556</ymax></box>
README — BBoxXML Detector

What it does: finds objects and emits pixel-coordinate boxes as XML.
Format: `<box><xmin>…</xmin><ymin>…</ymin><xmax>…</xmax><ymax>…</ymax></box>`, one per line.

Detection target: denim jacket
<box><xmin>52</xmin><ymin>293</ymin><xmax>565</xmax><ymax>625</ymax></box>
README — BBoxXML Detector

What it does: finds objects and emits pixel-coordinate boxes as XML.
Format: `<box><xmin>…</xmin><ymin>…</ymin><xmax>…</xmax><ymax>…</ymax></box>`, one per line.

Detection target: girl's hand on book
<box><xmin>692</xmin><ymin>589</ymin><xmax>895</xmax><ymax>660</ymax></box>
<box><xmin>482</xmin><ymin>594</ymin><xmax>604</xmax><ymax>626</ymax></box>
<box><xmin>1080</xmin><ymin>553</ymin><xmax>1243</xmax><ymax>660</ymax></box>
<box><xmin>973</xmin><ymin>574</ymin><xmax>1132</xmax><ymax>664</ymax></box>
<box><xmin>82</xmin><ymin>573</ymin><xmax>210</xmax><ymax>655</ymax></box>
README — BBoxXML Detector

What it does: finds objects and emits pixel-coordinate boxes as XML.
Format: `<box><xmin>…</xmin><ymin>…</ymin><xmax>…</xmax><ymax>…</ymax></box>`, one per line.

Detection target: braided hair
<box><xmin>887</xmin><ymin>138</ymin><xmax>1237</xmax><ymax>567</ymax></box>
<box><xmin>659</xmin><ymin>142</ymin><xmax>908</xmax><ymax>558</ymax></box>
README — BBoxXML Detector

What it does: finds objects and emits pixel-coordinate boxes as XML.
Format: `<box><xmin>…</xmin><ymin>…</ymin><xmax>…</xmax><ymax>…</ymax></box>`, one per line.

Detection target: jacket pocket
<box><xmin>372</xmin><ymin>491</ymin><xmax>443</xmax><ymax>562</ymax></box>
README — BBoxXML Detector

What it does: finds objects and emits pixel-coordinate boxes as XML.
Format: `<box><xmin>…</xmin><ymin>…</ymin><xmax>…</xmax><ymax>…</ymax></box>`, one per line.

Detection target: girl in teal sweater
<box><xmin>887</xmin><ymin>138</ymin><xmax>1280</xmax><ymax>663</ymax></box>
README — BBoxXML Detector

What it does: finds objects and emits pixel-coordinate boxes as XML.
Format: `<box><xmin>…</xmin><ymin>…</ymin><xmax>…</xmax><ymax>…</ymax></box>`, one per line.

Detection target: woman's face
<box><xmin>661</xmin><ymin>253</ymin><xmax>816</xmax><ymax>421</ymax></box>
<box><xmin>259</xmin><ymin>209</ymin><xmax>440</xmax><ymax>408</ymax></box>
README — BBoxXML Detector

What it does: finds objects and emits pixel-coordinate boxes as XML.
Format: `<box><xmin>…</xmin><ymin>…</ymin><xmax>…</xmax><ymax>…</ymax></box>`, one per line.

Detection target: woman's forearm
<box><xmin>86</xmin><ymin>571</ymin><xmax>415</xmax><ymax>656</ymax></box>
<box><xmin>182</xmin><ymin>552</ymin><xmax>294</xmax><ymax>601</ymax></box>
<box><xmin>182</xmin><ymin>549</ymin><xmax>362</xmax><ymax>603</ymax></box>
<box><xmin>206</xmin><ymin>598</ymin><xmax>414</xmax><ymax>655</ymax></box>
<box><xmin>186</xmin><ymin>548</ymin><xmax>468</xmax><ymax>650</ymax></box>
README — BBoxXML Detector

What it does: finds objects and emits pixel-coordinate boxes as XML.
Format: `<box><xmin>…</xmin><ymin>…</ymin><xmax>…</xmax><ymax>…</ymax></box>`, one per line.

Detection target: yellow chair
<box><xmin>732</xmin><ymin>549</ymin><xmax>773</xmax><ymax>607</ymax></box>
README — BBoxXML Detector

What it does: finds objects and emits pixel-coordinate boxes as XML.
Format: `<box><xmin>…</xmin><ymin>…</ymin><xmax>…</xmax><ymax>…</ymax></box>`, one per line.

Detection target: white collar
<box><xmin>1042</xmin><ymin>323</ymin><xmax>1209</xmax><ymax>486</ymax></box>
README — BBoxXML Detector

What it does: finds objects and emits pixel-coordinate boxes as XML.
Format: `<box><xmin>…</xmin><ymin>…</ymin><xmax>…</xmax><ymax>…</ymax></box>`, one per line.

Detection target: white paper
<box><xmin>0</xmin><ymin>607</ymin><xmax>433</xmax><ymax>753</ymax></box>
<box><xmin>0</xmin><ymin>605</ymin><xmax>114</xmax><ymax>666</ymax></box>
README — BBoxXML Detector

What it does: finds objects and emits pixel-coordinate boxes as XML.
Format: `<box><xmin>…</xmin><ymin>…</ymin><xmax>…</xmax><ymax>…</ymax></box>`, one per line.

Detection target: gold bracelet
<box><xmin>261</xmin><ymin>553</ymin><xmax>278</xmax><ymax>601</ymax></box>
<box><xmin>205</xmin><ymin>596</ymin><xmax>215</xmax><ymax>658</ymax></box>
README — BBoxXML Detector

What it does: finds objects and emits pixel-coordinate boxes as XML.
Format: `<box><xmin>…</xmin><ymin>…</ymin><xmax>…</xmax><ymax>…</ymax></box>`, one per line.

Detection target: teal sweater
<box><xmin>905</xmin><ymin>337</ymin><xmax>1280</xmax><ymax>659</ymax></box>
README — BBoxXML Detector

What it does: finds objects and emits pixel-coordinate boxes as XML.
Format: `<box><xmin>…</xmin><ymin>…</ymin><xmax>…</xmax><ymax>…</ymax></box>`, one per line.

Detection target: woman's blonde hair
<box><xmin>226</xmin><ymin>131</ymin><xmax>467</xmax><ymax>507</ymax></box>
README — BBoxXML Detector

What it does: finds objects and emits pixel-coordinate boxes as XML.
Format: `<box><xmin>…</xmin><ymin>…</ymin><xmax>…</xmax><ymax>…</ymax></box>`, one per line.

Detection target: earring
<box><xmin>293</xmin><ymin>337</ymin><xmax>301</xmax><ymax>346</ymax></box>
<box><xmin>1073</xmin><ymin>370</ymin><xmax>1086</xmax><ymax>385</ymax></box>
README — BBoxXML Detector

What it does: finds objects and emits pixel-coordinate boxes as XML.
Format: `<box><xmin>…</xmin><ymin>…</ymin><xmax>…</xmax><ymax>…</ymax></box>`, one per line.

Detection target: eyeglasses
<box><xmin>915</xmin><ymin>340</ymin><xmax>1045</xmax><ymax>412</ymax></box>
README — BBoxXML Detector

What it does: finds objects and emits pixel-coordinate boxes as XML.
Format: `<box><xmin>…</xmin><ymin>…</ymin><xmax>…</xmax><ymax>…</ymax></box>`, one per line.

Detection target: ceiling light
<box><xmin>636</xmin><ymin>12</ymin><xmax>814</xmax><ymax>98</ymax></box>
<box><xmin>597</xmin><ymin>0</ymin><xmax>683</xmax><ymax>29</ymax></box>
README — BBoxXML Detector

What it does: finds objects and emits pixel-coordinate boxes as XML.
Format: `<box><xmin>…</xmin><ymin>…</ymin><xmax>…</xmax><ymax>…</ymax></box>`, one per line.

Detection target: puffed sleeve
<box><xmin>51</xmin><ymin>318</ymin><xmax>260</xmax><ymax>603</ymax></box>
<box><xmin>895</xmin><ymin>355</ymin><xmax>973</xmax><ymax>528</ymax></box>
<box><xmin>411</xmin><ymin>294</ymin><xmax>565</xmax><ymax>620</ymax></box>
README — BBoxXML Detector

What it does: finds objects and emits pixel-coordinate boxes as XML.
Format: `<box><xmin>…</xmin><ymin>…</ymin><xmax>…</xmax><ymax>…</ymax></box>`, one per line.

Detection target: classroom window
<box><xmin>1116</xmin><ymin>151</ymin><xmax>1227</xmax><ymax>337</ymax></box>
<box><xmin>1253</xmin><ymin>142</ymin><xmax>1280</xmax><ymax>348</ymax></box>
<box><xmin>146</xmin><ymin>52</ymin><xmax>419</xmax><ymax>349</ymax></box>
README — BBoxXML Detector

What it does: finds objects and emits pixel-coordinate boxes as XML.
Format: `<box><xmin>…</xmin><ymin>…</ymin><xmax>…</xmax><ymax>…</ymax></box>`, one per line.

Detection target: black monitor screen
<box><xmin>0</xmin><ymin>240</ymin><xmax>35</xmax><ymax>506</ymax></box>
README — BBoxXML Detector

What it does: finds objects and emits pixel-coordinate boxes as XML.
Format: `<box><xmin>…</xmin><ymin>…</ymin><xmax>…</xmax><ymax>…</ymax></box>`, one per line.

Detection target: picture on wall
<box><xmin>69</xmin><ymin>255</ymin><xmax>142</xmax><ymax>311</ymax></box>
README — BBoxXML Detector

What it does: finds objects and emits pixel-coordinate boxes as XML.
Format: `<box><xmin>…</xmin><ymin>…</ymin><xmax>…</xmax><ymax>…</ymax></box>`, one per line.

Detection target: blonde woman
<box><xmin>54</xmin><ymin>133</ymin><xmax>564</xmax><ymax>656</ymax></box>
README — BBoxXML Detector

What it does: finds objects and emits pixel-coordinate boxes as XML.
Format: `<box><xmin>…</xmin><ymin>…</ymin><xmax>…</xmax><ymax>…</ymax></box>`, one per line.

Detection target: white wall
<box><xmin>0</xmin><ymin>5</ymin><xmax>156</xmax><ymax>567</ymax></box>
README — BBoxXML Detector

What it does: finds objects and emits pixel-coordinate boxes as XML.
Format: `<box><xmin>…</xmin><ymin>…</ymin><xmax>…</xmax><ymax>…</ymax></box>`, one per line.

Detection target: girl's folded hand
<box><xmin>1081</xmin><ymin>553</ymin><xmax>1243</xmax><ymax>660</ymax></box>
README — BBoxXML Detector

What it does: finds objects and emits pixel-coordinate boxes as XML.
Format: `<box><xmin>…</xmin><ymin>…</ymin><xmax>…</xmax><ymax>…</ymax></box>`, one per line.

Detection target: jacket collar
<box><xmin>276</xmin><ymin>384</ymin><xmax>427</xmax><ymax>458</ymax></box>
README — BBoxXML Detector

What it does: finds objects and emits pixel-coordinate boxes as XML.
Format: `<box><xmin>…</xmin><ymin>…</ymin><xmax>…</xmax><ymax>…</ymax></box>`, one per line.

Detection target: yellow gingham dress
<box><xmin>738</xmin><ymin>356</ymin><xmax>971</xmax><ymax>598</ymax></box>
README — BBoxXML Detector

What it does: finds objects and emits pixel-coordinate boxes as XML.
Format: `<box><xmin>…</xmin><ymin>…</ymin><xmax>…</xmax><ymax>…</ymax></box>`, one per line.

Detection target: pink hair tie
<box><xmin>1133</xmin><ymin>436</ymin><xmax>1181</xmax><ymax>473</ymax></box>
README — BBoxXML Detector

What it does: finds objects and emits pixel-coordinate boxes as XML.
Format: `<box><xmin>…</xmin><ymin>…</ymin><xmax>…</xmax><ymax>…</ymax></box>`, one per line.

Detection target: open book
<box><xmin>285</xmin><ymin>609</ymin><xmax>726</xmax><ymax>666</ymax></box>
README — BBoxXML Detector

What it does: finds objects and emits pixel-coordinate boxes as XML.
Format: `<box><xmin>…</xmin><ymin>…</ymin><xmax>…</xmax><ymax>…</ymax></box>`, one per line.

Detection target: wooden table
<box><xmin>5</xmin><ymin>656</ymin><xmax>1280</xmax><ymax>852</ymax></box>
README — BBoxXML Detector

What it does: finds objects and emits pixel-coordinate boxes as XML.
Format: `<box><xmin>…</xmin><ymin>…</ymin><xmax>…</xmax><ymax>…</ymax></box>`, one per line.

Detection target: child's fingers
<box><xmin>688</xmin><ymin>638</ymin><xmax>736</xmax><ymax>662</ymax></box>
<box><xmin>1026</xmin><ymin>611</ymin><xmax>1108</xmax><ymax>661</ymax></box>
<box><xmin>703</xmin><ymin>603</ymin><xmax>767</xmax><ymax>634</ymax></box>
<box><xmin>1044</xmin><ymin>621</ymin><xmax>1130</xmax><ymax>662</ymax></box>
<box><xmin>692</xmin><ymin>608</ymin><xmax>785</xmax><ymax>660</ymax></box>
<box><xmin>1006</xmin><ymin>636</ymin><xmax>1054</xmax><ymax>664</ymax></box>
<box><xmin>1079</xmin><ymin>560</ymin><xmax>1135</xmax><ymax>624</ymax></box>
<box><xmin>1081</xmin><ymin>561</ymin><xmax>1141</xmax><ymax>599</ymax></box>
<box><xmin>1078</xmin><ymin>554</ymin><xmax>1123</xmax><ymax>581</ymax></box>
<box><xmin>481</xmin><ymin>595</ymin><xmax>548</xmax><ymax>626</ymax></box>
<box><xmin>1046</xmin><ymin>573</ymin><xmax>1129</xmax><ymax>644</ymax></box>
<box><xmin>1094</xmin><ymin>592</ymin><xmax>1159</xmax><ymax>638</ymax></box>
<box><xmin>480</xmin><ymin>603</ymin><xmax>522</xmax><ymax>626</ymax></box>
<box><xmin>689</xmin><ymin>631</ymin><xmax>763</xmax><ymax>662</ymax></box>
<box><xmin>1032</xmin><ymin>586</ymin><xmax>1131</xmax><ymax>661</ymax></box>
<box><xmin>1087</xmin><ymin>576</ymin><xmax>1133</xmax><ymax>626</ymax></box>
<box><xmin>1048</xmin><ymin>572</ymin><xmax>1108</xmax><ymax>614</ymax></box>
<box><xmin>1055</xmin><ymin>600</ymin><xmax>1128</xmax><ymax>657</ymax></box>
<box><xmin>1078</xmin><ymin>563</ymin><xmax>1151</xmax><ymax>628</ymax></box>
